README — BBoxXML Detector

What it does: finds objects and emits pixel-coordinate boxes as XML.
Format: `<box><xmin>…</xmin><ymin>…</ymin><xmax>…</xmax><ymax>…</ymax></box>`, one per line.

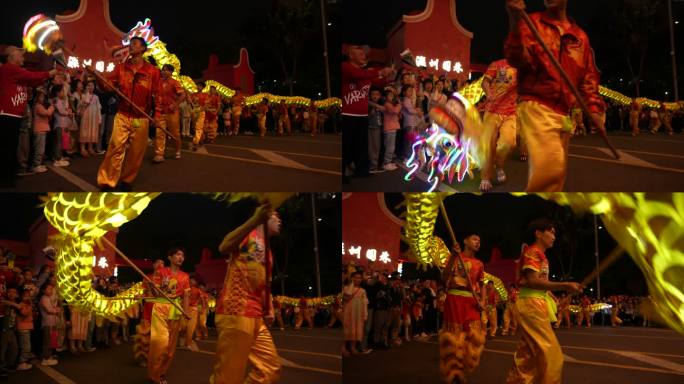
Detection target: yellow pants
<box><xmin>484</xmin><ymin>306</ymin><xmax>497</xmax><ymax>337</ymax></box>
<box><xmin>610</xmin><ymin>308</ymin><xmax>622</xmax><ymax>326</ymax></box>
<box><xmin>198</xmin><ymin>309</ymin><xmax>208</xmax><ymax>339</ymax></box>
<box><xmin>439</xmin><ymin>320</ymin><xmax>486</xmax><ymax>383</ymax></box>
<box><xmin>555</xmin><ymin>309</ymin><xmax>571</xmax><ymax>328</ymax></box>
<box><xmin>206</xmin><ymin>119</ymin><xmax>218</xmax><ymax>141</ymax></box>
<box><xmin>502</xmin><ymin>303</ymin><xmax>518</xmax><ymax>335</ymax></box>
<box><xmin>578</xmin><ymin>310</ymin><xmax>592</xmax><ymax>327</ymax></box>
<box><xmin>277</xmin><ymin>116</ymin><xmax>291</xmax><ymax>135</ymax></box>
<box><xmin>630</xmin><ymin>111</ymin><xmax>640</xmax><ymax>135</ymax></box>
<box><xmin>506</xmin><ymin>297</ymin><xmax>563</xmax><ymax>384</ymax></box>
<box><xmin>257</xmin><ymin>115</ymin><xmax>267</xmax><ymax>137</ymax></box>
<box><xmin>192</xmin><ymin>111</ymin><xmax>206</xmax><ymax>146</ymax></box>
<box><xmin>518</xmin><ymin>101</ymin><xmax>572</xmax><ymax>192</ymax></box>
<box><xmin>210</xmin><ymin>315</ymin><xmax>281</xmax><ymax>384</ymax></box>
<box><xmin>97</xmin><ymin>113</ymin><xmax>150</xmax><ymax>188</ymax></box>
<box><xmin>294</xmin><ymin>310</ymin><xmax>313</xmax><ymax>330</ymax></box>
<box><xmin>482</xmin><ymin>112</ymin><xmax>517</xmax><ymax>181</ymax></box>
<box><xmin>148</xmin><ymin>303</ymin><xmax>181</xmax><ymax>382</ymax></box>
<box><xmin>232</xmin><ymin>112</ymin><xmax>242</xmax><ymax>134</ymax></box>
<box><xmin>155</xmin><ymin>111</ymin><xmax>181</xmax><ymax>157</ymax></box>
<box><xmin>181</xmin><ymin>306</ymin><xmax>199</xmax><ymax>347</ymax></box>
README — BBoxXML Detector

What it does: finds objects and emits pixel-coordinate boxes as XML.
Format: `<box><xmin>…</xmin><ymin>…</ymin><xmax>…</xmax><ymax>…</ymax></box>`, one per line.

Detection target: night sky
<box><xmin>1</xmin><ymin>0</ymin><xmax>341</xmax><ymax>98</ymax></box>
<box><xmin>0</xmin><ymin>193</ymin><xmax>341</xmax><ymax>297</ymax></box>
<box><xmin>342</xmin><ymin>0</ymin><xmax>684</xmax><ymax>101</ymax></box>
<box><xmin>383</xmin><ymin>193</ymin><xmax>648</xmax><ymax>297</ymax></box>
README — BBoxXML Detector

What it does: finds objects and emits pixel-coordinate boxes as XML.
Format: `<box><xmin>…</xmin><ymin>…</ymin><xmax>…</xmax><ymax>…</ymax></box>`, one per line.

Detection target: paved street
<box><xmin>5</xmin><ymin>327</ymin><xmax>341</xmax><ymax>384</ymax></box>
<box><xmin>2</xmin><ymin>133</ymin><xmax>341</xmax><ymax>192</ymax></box>
<box><xmin>343</xmin><ymin>326</ymin><xmax>684</xmax><ymax>383</ymax></box>
<box><xmin>345</xmin><ymin>132</ymin><xmax>684</xmax><ymax>192</ymax></box>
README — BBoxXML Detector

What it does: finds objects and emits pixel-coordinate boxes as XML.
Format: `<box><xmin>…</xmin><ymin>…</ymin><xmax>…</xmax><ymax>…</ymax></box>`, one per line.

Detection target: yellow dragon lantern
<box><xmin>43</xmin><ymin>192</ymin><xmax>292</xmax><ymax>319</ymax></box>
<box><xmin>403</xmin><ymin>193</ymin><xmax>684</xmax><ymax>334</ymax></box>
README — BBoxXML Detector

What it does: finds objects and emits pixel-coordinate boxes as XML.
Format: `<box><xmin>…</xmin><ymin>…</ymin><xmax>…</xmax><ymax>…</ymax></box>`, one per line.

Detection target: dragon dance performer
<box><xmin>191</xmin><ymin>81</ymin><xmax>209</xmax><ymax>151</ymax></box>
<box><xmin>210</xmin><ymin>202</ymin><xmax>282</xmax><ymax>384</ymax></box>
<box><xmin>577</xmin><ymin>295</ymin><xmax>592</xmax><ymax>327</ymax></box>
<box><xmin>483</xmin><ymin>281</ymin><xmax>499</xmax><ymax>338</ymax></box>
<box><xmin>256</xmin><ymin>98</ymin><xmax>270</xmax><ymax>137</ymax></box>
<box><xmin>440</xmin><ymin>233</ymin><xmax>487</xmax><ymax>384</ymax></box>
<box><xmin>480</xmin><ymin>59</ymin><xmax>518</xmax><ymax>192</ymax></box>
<box><xmin>179</xmin><ymin>276</ymin><xmax>201</xmax><ymax>351</ymax></box>
<box><xmin>204</xmin><ymin>86</ymin><xmax>221</xmax><ymax>143</ymax></box>
<box><xmin>96</xmin><ymin>36</ymin><xmax>162</xmax><ymax>191</ymax></box>
<box><xmin>231</xmin><ymin>90</ymin><xmax>245</xmax><ymax>135</ymax></box>
<box><xmin>629</xmin><ymin>99</ymin><xmax>641</xmax><ymax>136</ymax></box>
<box><xmin>153</xmin><ymin>64</ymin><xmax>185</xmax><ymax>163</ymax></box>
<box><xmin>196</xmin><ymin>283</ymin><xmax>210</xmax><ymax>340</ymax></box>
<box><xmin>134</xmin><ymin>259</ymin><xmax>165</xmax><ymax>367</ymax></box>
<box><xmin>610</xmin><ymin>295</ymin><xmax>623</xmax><ymax>327</ymax></box>
<box><xmin>501</xmin><ymin>283</ymin><xmax>519</xmax><ymax>336</ymax></box>
<box><xmin>506</xmin><ymin>219</ymin><xmax>582</xmax><ymax>384</ymax></box>
<box><xmin>553</xmin><ymin>293</ymin><xmax>571</xmax><ymax>329</ymax></box>
<box><xmin>504</xmin><ymin>0</ymin><xmax>605</xmax><ymax>192</ymax></box>
<box><xmin>146</xmin><ymin>248</ymin><xmax>191</xmax><ymax>384</ymax></box>
<box><xmin>272</xmin><ymin>297</ymin><xmax>285</xmax><ymax>331</ymax></box>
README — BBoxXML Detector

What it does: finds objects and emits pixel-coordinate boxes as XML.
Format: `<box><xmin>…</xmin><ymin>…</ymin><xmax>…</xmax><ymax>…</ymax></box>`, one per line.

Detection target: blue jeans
<box><xmin>383</xmin><ymin>131</ymin><xmax>396</xmax><ymax>165</ymax></box>
<box><xmin>31</xmin><ymin>132</ymin><xmax>47</xmax><ymax>168</ymax></box>
<box><xmin>17</xmin><ymin>330</ymin><xmax>31</xmax><ymax>364</ymax></box>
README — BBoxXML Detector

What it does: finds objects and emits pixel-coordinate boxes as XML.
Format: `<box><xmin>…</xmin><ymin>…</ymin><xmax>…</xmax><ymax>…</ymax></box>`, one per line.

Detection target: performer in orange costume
<box><xmin>179</xmin><ymin>276</ymin><xmax>201</xmax><ymax>351</ymax></box>
<box><xmin>147</xmin><ymin>248</ymin><xmax>190</xmax><ymax>384</ymax></box>
<box><xmin>439</xmin><ymin>233</ymin><xmax>487</xmax><ymax>384</ymax></box>
<box><xmin>256</xmin><ymin>98</ymin><xmax>270</xmax><ymax>137</ymax></box>
<box><xmin>505</xmin><ymin>0</ymin><xmax>605</xmax><ymax>192</ymax></box>
<box><xmin>629</xmin><ymin>99</ymin><xmax>641</xmax><ymax>136</ymax></box>
<box><xmin>230</xmin><ymin>90</ymin><xmax>245</xmax><ymax>135</ymax></box>
<box><xmin>483</xmin><ymin>281</ymin><xmax>498</xmax><ymax>337</ymax></box>
<box><xmin>506</xmin><ymin>219</ymin><xmax>583</xmax><ymax>384</ymax></box>
<box><xmin>610</xmin><ymin>295</ymin><xmax>623</xmax><ymax>327</ymax></box>
<box><xmin>480</xmin><ymin>59</ymin><xmax>518</xmax><ymax>192</ymax></box>
<box><xmin>96</xmin><ymin>36</ymin><xmax>162</xmax><ymax>191</ymax></box>
<box><xmin>210</xmin><ymin>202</ymin><xmax>282</xmax><ymax>384</ymax></box>
<box><xmin>276</xmin><ymin>101</ymin><xmax>292</xmax><ymax>135</ymax></box>
<box><xmin>153</xmin><ymin>64</ymin><xmax>185</xmax><ymax>163</ymax></box>
<box><xmin>134</xmin><ymin>259</ymin><xmax>165</xmax><ymax>367</ymax></box>
<box><xmin>204</xmin><ymin>86</ymin><xmax>221</xmax><ymax>143</ymax></box>
<box><xmin>501</xmin><ymin>283</ymin><xmax>519</xmax><ymax>336</ymax></box>
<box><xmin>191</xmin><ymin>82</ymin><xmax>210</xmax><ymax>151</ymax></box>
<box><xmin>196</xmin><ymin>284</ymin><xmax>210</xmax><ymax>339</ymax></box>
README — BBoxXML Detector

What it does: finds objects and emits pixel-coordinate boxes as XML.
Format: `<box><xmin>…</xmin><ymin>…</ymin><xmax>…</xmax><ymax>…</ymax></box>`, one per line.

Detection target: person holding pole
<box><xmin>439</xmin><ymin>232</ymin><xmax>487</xmax><ymax>384</ymax></box>
<box><xmin>506</xmin><ymin>219</ymin><xmax>583</xmax><ymax>384</ymax></box>
<box><xmin>96</xmin><ymin>36</ymin><xmax>162</xmax><ymax>191</ymax></box>
<box><xmin>146</xmin><ymin>247</ymin><xmax>190</xmax><ymax>384</ymax></box>
<box><xmin>504</xmin><ymin>0</ymin><xmax>607</xmax><ymax>192</ymax></box>
<box><xmin>210</xmin><ymin>202</ymin><xmax>282</xmax><ymax>384</ymax></box>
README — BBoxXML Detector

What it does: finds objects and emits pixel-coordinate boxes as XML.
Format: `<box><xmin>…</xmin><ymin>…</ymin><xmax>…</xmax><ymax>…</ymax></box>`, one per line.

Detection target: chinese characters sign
<box><xmin>342</xmin><ymin>242</ymin><xmax>392</xmax><ymax>264</ymax></box>
<box><xmin>415</xmin><ymin>55</ymin><xmax>464</xmax><ymax>74</ymax></box>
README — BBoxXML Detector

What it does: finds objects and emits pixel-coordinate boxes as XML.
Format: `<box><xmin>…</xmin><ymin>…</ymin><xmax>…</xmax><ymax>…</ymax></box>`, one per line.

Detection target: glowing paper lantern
<box><xmin>22</xmin><ymin>14</ymin><xmax>62</xmax><ymax>54</ymax></box>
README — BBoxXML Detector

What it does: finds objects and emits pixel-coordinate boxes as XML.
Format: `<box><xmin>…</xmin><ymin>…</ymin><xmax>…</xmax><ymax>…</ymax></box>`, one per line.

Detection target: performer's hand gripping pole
<box><xmin>439</xmin><ymin>198</ymin><xmax>485</xmax><ymax>310</ymax></box>
<box><xmin>515</xmin><ymin>9</ymin><xmax>620</xmax><ymax>160</ymax></box>
<box><xmin>99</xmin><ymin>235</ymin><xmax>189</xmax><ymax>319</ymax></box>
<box><xmin>61</xmin><ymin>46</ymin><xmax>180</xmax><ymax>144</ymax></box>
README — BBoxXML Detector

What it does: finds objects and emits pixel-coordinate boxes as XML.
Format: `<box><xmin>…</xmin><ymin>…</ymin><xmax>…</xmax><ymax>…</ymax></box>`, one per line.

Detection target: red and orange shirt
<box><xmin>216</xmin><ymin>228</ymin><xmax>273</xmax><ymax>318</ymax></box>
<box><xmin>483</xmin><ymin>59</ymin><xmax>517</xmax><ymax>116</ymax></box>
<box><xmin>486</xmin><ymin>288</ymin><xmax>497</xmax><ymax>306</ymax></box>
<box><xmin>159</xmin><ymin>77</ymin><xmax>184</xmax><ymax>114</ymax></box>
<box><xmin>106</xmin><ymin>60</ymin><xmax>162</xmax><ymax>119</ymax></box>
<box><xmin>205</xmin><ymin>94</ymin><xmax>221</xmax><ymax>121</ymax></box>
<box><xmin>447</xmin><ymin>253</ymin><xmax>485</xmax><ymax>294</ymax></box>
<box><xmin>508</xmin><ymin>287</ymin><xmax>519</xmax><ymax>302</ymax></box>
<box><xmin>148</xmin><ymin>267</ymin><xmax>190</xmax><ymax>299</ymax></box>
<box><xmin>188</xmin><ymin>286</ymin><xmax>202</xmax><ymax>307</ymax></box>
<box><xmin>504</xmin><ymin>12</ymin><xmax>604</xmax><ymax>115</ymax></box>
<box><xmin>517</xmin><ymin>244</ymin><xmax>549</xmax><ymax>287</ymax></box>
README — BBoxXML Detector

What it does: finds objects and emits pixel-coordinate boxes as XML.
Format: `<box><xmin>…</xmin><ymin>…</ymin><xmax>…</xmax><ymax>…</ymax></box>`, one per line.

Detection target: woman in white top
<box><xmin>78</xmin><ymin>81</ymin><xmax>102</xmax><ymax>157</ymax></box>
